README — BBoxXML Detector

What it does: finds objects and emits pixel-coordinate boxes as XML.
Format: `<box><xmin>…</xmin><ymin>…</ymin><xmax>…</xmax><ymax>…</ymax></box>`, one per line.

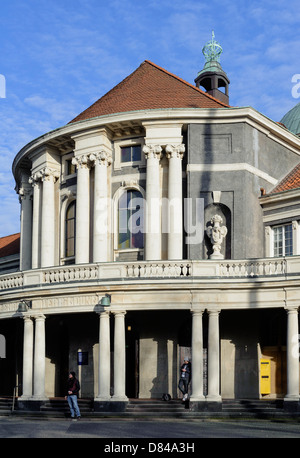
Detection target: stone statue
<box><xmin>206</xmin><ymin>215</ymin><xmax>227</xmax><ymax>259</ymax></box>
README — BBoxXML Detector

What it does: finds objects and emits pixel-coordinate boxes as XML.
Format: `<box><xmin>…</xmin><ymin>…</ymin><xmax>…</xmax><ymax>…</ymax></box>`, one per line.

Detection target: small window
<box><xmin>120</xmin><ymin>145</ymin><xmax>141</xmax><ymax>163</ymax></box>
<box><xmin>118</xmin><ymin>190</ymin><xmax>144</xmax><ymax>249</ymax></box>
<box><xmin>66</xmin><ymin>159</ymin><xmax>76</xmax><ymax>176</ymax></box>
<box><xmin>273</xmin><ymin>224</ymin><xmax>293</xmax><ymax>257</ymax></box>
<box><xmin>65</xmin><ymin>201</ymin><xmax>76</xmax><ymax>258</ymax></box>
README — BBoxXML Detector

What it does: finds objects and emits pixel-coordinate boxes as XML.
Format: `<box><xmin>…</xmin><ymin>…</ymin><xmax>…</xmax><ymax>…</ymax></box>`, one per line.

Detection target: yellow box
<box><xmin>260</xmin><ymin>359</ymin><xmax>271</xmax><ymax>394</ymax></box>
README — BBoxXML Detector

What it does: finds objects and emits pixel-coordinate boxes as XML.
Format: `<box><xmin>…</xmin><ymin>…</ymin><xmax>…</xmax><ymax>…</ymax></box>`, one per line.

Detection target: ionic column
<box><xmin>29</xmin><ymin>174</ymin><xmax>41</xmax><ymax>268</ymax></box>
<box><xmin>112</xmin><ymin>312</ymin><xmax>128</xmax><ymax>401</ymax></box>
<box><xmin>20</xmin><ymin>316</ymin><xmax>34</xmax><ymax>399</ymax></box>
<box><xmin>18</xmin><ymin>183</ymin><xmax>32</xmax><ymax>271</ymax></box>
<box><xmin>143</xmin><ymin>145</ymin><xmax>162</xmax><ymax>261</ymax></box>
<box><xmin>40</xmin><ymin>168</ymin><xmax>59</xmax><ymax>268</ymax></box>
<box><xmin>32</xmin><ymin>314</ymin><xmax>47</xmax><ymax>400</ymax></box>
<box><xmin>207</xmin><ymin>309</ymin><xmax>221</xmax><ymax>402</ymax></box>
<box><xmin>190</xmin><ymin>311</ymin><xmax>205</xmax><ymax>401</ymax></box>
<box><xmin>285</xmin><ymin>307</ymin><xmax>299</xmax><ymax>402</ymax></box>
<box><xmin>165</xmin><ymin>144</ymin><xmax>185</xmax><ymax>260</ymax></box>
<box><xmin>72</xmin><ymin>155</ymin><xmax>90</xmax><ymax>264</ymax></box>
<box><xmin>96</xmin><ymin>311</ymin><xmax>111</xmax><ymax>400</ymax></box>
<box><xmin>90</xmin><ymin>151</ymin><xmax>112</xmax><ymax>262</ymax></box>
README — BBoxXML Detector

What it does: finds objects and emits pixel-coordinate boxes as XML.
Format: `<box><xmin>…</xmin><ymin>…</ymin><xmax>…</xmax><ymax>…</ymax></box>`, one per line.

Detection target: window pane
<box><xmin>118</xmin><ymin>190</ymin><xmax>144</xmax><ymax>249</ymax></box>
<box><xmin>273</xmin><ymin>225</ymin><xmax>293</xmax><ymax>257</ymax></box>
<box><xmin>132</xmin><ymin>145</ymin><xmax>141</xmax><ymax>162</ymax></box>
<box><xmin>273</xmin><ymin>226</ymin><xmax>283</xmax><ymax>257</ymax></box>
<box><xmin>121</xmin><ymin>147</ymin><xmax>131</xmax><ymax>162</ymax></box>
<box><xmin>284</xmin><ymin>224</ymin><xmax>293</xmax><ymax>256</ymax></box>
<box><xmin>65</xmin><ymin>202</ymin><xmax>76</xmax><ymax>257</ymax></box>
<box><xmin>120</xmin><ymin>145</ymin><xmax>141</xmax><ymax>163</ymax></box>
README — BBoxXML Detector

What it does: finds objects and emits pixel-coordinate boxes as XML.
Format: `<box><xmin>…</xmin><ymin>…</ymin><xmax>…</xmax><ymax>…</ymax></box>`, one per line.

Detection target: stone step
<box><xmin>40</xmin><ymin>398</ymin><xmax>93</xmax><ymax>412</ymax></box>
<box><xmin>126</xmin><ymin>399</ymin><xmax>188</xmax><ymax>413</ymax></box>
<box><xmin>222</xmin><ymin>399</ymin><xmax>284</xmax><ymax>412</ymax></box>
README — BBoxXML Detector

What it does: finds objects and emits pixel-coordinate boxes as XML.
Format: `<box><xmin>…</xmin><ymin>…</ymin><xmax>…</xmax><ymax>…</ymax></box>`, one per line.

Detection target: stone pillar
<box><xmin>143</xmin><ymin>145</ymin><xmax>162</xmax><ymax>261</ymax></box>
<box><xmin>19</xmin><ymin>182</ymin><xmax>32</xmax><ymax>271</ymax></box>
<box><xmin>190</xmin><ymin>311</ymin><xmax>205</xmax><ymax>402</ymax></box>
<box><xmin>90</xmin><ymin>151</ymin><xmax>112</xmax><ymax>262</ymax></box>
<box><xmin>40</xmin><ymin>168</ymin><xmax>59</xmax><ymax>268</ymax></box>
<box><xmin>32</xmin><ymin>314</ymin><xmax>47</xmax><ymax>400</ymax></box>
<box><xmin>165</xmin><ymin>144</ymin><xmax>184</xmax><ymax>260</ymax></box>
<box><xmin>285</xmin><ymin>307</ymin><xmax>299</xmax><ymax>404</ymax></box>
<box><xmin>96</xmin><ymin>311</ymin><xmax>111</xmax><ymax>400</ymax></box>
<box><xmin>20</xmin><ymin>316</ymin><xmax>34</xmax><ymax>399</ymax></box>
<box><xmin>29</xmin><ymin>173</ymin><xmax>41</xmax><ymax>268</ymax></box>
<box><xmin>207</xmin><ymin>309</ymin><xmax>221</xmax><ymax>403</ymax></box>
<box><xmin>112</xmin><ymin>312</ymin><xmax>128</xmax><ymax>402</ymax></box>
<box><xmin>72</xmin><ymin>155</ymin><xmax>90</xmax><ymax>264</ymax></box>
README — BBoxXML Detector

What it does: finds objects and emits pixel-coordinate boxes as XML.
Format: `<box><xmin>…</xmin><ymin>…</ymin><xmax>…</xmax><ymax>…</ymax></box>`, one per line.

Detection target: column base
<box><xmin>206</xmin><ymin>394</ymin><xmax>222</xmax><ymax>402</ymax></box>
<box><xmin>17</xmin><ymin>399</ymin><xmax>47</xmax><ymax>411</ymax></box>
<box><xmin>94</xmin><ymin>399</ymin><xmax>128</xmax><ymax>412</ymax></box>
<box><xmin>189</xmin><ymin>399</ymin><xmax>222</xmax><ymax>412</ymax></box>
<box><xmin>284</xmin><ymin>396</ymin><xmax>300</xmax><ymax>412</ymax></box>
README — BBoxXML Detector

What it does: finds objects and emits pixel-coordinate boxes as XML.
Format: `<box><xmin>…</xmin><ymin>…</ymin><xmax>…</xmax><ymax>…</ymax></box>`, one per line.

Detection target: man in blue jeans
<box><xmin>65</xmin><ymin>371</ymin><xmax>81</xmax><ymax>420</ymax></box>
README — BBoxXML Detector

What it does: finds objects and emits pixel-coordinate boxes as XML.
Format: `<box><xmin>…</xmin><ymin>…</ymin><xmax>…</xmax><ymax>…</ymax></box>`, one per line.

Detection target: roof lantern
<box><xmin>195</xmin><ymin>31</ymin><xmax>230</xmax><ymax>105</ymax></box>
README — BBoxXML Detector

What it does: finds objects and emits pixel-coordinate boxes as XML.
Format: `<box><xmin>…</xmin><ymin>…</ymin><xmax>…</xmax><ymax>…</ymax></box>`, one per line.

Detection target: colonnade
<box><xmin>18</xmin><ymin>125</ymin><xmax>186</xmax><ymax>271</ymax></box>
<box><xmin>19</xmin><ymin>307</ymin><xmax>299</xmax><ymax>405</ymax></box>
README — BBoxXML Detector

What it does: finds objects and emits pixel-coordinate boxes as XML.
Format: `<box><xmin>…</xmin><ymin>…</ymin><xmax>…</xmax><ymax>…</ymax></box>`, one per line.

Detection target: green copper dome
<box><xmin>280</xmin><ymin>102</ymin><xmax>300</xmax><ymax>135</ymax></box>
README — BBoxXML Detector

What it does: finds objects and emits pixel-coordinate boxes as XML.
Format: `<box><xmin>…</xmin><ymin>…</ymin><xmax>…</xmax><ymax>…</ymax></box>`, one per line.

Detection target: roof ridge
<box><xmin>144</xmin><ymin>60</ymin><xmax>230</xmax><ymax>108</ymax></box>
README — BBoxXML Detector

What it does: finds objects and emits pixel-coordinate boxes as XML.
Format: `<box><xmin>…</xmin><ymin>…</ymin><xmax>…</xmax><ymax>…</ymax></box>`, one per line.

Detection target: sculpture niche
<box><xmin>206</xmin><ymin>215</ymin><xmax>227</xmax><ymax>259</ymax></box>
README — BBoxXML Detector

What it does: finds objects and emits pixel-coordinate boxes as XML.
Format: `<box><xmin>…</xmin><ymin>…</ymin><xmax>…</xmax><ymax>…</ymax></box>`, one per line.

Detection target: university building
<box><xmin>1</xmin><ymin>34</ymin><xmax>300</xmax><ymax>413</ymax></box>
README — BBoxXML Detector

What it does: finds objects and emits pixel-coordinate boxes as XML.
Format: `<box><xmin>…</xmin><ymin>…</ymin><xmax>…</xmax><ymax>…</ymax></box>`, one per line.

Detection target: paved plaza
<box><xmin>0</xmin><ymin>416</ymin><xmax>299</xmax><ymax>440</ymax></box>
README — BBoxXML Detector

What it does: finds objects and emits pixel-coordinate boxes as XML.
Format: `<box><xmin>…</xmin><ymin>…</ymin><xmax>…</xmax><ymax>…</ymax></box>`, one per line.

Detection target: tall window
<box><xmin>65</xmin><ymin>201</ymin><xmax>76</xmax><ymax>258</ymax></box>
<box><xmin>120</xmin><ymin>145</ymin><xmax>141</xmax><ymax>163</ymax></box>
<box><xmin>118</xmin><ymin>190</ymin><xmax>144</xmax><ymax>249</ymax></box>
<box><xmin>273</xmin><ymin>224</ymin><xmax>293</xmax><ymax>257</ymax></box>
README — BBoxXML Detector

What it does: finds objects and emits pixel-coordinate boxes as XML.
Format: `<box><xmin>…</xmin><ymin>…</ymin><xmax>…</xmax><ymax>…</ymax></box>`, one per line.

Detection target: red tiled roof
<box><xmin>0</xmin><ymin>233</ymin><xmax>20</xmax><ymax>258</ymax></box>
<box><xmin>69</xmin><ymin>60</ymin><xmax>229</xmax><ymax>124</ymax></box>
<box><xmin>271</xmin><ymin>162</ymin><xmax>300</xmax><ymax>194</ymax></box>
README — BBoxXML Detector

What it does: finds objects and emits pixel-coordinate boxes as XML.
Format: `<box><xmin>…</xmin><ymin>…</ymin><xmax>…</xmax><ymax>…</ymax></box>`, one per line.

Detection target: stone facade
<box><xmin>1</xmin><ymin>59</ymin><xmax>300</xmax><ymax>412</ymax></box>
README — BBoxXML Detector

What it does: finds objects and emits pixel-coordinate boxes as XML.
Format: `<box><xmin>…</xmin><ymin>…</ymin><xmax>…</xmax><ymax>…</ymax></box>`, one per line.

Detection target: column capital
<box><xmin>90</xmin><ymin>149</ymin><xmax>112</xmax><ymax>167</ymax></box>
<box><xmin>38</xmin><ymin>167</ymin><xmax>60</xmax><ymax>183</ymax></box>
<box><xmin>143</xmin><ymin>144</ymin><xmax>162</xmax><ymax>160</ymax></box>
<box><xmin>32</xmin><ymin>313</ymin><xmax>46</xmax><ymax>321</ymax></box>
<box><xmin>72</xmin><ymin>155</ymin><xmax>91</xmax><ymax>169</ymax></box>
<box><xmin>165</xmin><ymin>143</ymin><xmax>185</xmax><ymax>159</ymax></box>
<box><xmin>207</xmin><ymin>308</ymin><xmax>221</xmax><ymax>315</ymax></box>
<box><xmin>112</xmin><ymin>310</ymin><xmax>127</xmax><ymax>317</ymax></box>
<box><xmin>97</xmin><ymin>310</ymin><xmax>111</xmax><ymax>317</ymax></box>
<box><xmin>18</xmin><ymin>186</ymin><xmax>32</xmax><ymax>202</ymax></box>
<box><xmin>285</xmin><ymin>306</ymin><xmax>299</xmax><ymax>314</ymax></box>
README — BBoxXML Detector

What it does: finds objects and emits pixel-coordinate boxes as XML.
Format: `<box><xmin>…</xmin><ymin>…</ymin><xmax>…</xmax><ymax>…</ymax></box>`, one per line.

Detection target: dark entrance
<box><xmin>125</xmin><ymin>315</ymin><xmax>139</xmax><ymax>398</ymax></box>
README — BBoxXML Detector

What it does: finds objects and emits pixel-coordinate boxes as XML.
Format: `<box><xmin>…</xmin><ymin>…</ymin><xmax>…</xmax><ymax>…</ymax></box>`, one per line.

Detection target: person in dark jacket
<box><xmin>65</xmin><ymin>371</ymin><xmax>81</xmax><ymax>419</ymax></box>
<box><xmin>178</xmin><ymin>357</ymin><xmax>191</xmax><ymax>401</ymax></box>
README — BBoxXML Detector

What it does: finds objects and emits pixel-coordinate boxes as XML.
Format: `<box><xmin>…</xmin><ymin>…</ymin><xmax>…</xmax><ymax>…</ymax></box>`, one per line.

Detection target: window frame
<box><xmin>272</xmin><ymin>223</ymin><xmax>293</xmax><ymax>257</ymax></box>
<box><xmin>113</xmin><ymin>137</ymin><xmax>145</xmax><ymax>170</ymax></box>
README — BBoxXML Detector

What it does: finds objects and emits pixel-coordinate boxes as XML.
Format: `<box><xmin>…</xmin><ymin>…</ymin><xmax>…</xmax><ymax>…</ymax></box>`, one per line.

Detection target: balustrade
<box><xmin>0</xmin><ymin>257</ymin><xmax>296</xmax><ymax>293</ymax></box>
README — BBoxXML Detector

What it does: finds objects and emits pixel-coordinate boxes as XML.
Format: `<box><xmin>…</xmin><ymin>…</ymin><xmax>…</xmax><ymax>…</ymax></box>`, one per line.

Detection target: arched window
<box><xmin>118</xmin><ymin>190</ymin><xmax>144</xmax><ymax>250</ymax></box>
<box><xmin>65</xmin><ymin>201</ymin><xmax>76</xmax><ymax>259</ymax></box>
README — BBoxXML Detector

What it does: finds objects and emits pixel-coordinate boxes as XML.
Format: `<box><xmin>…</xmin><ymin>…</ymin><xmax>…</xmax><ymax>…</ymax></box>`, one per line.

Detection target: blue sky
<box><xmin>0</xmin><ymin>0</ymin><xmax>299</xmax><ymax>237</ymax></box>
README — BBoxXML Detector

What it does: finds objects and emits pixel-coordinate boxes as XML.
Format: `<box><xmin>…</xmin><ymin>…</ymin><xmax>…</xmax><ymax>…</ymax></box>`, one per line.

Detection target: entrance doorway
<box><xmin>125</xmin><ymin>316</ymin><xmax>139</xmax><ymax>398</ymax></box>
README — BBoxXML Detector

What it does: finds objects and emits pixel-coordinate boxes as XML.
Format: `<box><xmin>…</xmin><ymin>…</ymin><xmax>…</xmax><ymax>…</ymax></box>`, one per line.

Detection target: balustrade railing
<box><xmin>0</xmin><ymin>256</ymin><xmax>296</xmax><ymax>292</ymax></box>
